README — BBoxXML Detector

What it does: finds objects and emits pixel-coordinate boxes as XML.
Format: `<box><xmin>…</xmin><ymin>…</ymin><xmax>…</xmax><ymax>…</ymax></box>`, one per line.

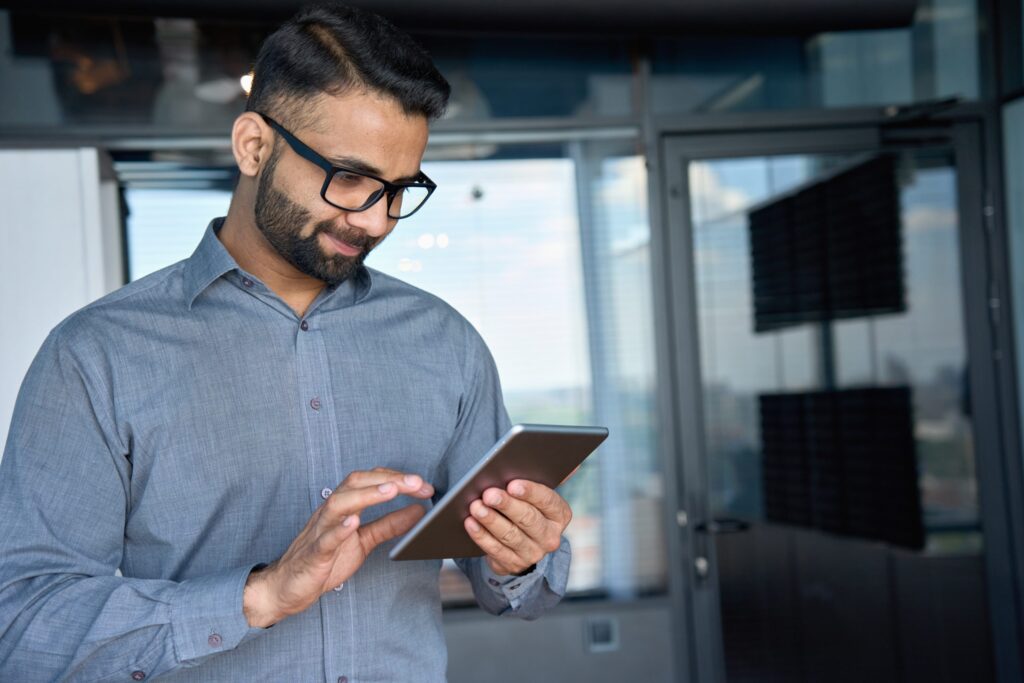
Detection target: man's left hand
<box><xmin>464</xmin><ymin>479</ymin><xmax>572</xmax><ymax>576</ymax></box>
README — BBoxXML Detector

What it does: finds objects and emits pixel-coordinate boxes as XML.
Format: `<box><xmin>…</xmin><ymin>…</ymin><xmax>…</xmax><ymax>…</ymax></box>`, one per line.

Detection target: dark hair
<box><xmin>246</xmin><ymin>2</ymin><xmax>451</xmax><ymax>127</ymax></box>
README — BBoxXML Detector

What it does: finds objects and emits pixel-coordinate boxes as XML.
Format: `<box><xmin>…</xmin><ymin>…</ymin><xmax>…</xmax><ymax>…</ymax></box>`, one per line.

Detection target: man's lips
<box><xmin>323</xmin><ymin>232</ymin><xmax>363</xmax><ymax>257</ymax></box>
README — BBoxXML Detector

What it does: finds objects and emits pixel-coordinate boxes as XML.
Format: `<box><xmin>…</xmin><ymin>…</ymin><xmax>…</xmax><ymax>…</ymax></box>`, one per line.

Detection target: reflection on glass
<box><xmin>0</xmin><ymin>1</ymin><xmax>984</xmax><ymax>131</ymax></box>
<box><xmin>652</xmin><ymin>0</ymin><xmax>979</xmax><ymax>113</ymax></box>
<box><xmin>689</xmin><ymin>149</ymin><xmax>992</xmax><ymax>680</ymax></box>
<box><xmin>690</xmin><ymin>151</ymin><xmax>979</xmax><ymax>550</ymax></box>
<box><xmin>425</xmin><ymin>35</ymin><xmax>636</xmax><ymax>120</ymax></box>
<box><xmin>1005</xmin><ymin>98</ymin><xmax>1024</xmax><ymax>477</ymax></box>
<box><xmin>0</xmin><ymin>10</ymin><xmax>636</xmax><ymax>131</ymax></box>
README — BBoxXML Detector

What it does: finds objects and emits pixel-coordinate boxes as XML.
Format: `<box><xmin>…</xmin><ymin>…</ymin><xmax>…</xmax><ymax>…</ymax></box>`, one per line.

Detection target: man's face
<box><xmin>253</xmin><ymin>91</ymin><xmax>430</xmax><ymax>286</ymax></box>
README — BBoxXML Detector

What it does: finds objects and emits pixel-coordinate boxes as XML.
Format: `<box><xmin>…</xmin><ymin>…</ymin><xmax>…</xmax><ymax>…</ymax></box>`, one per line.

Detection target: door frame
<box><xmin>647</xmin><ymin>111</ymin><xmax>1024</xmax><ymax>682</ymax></box>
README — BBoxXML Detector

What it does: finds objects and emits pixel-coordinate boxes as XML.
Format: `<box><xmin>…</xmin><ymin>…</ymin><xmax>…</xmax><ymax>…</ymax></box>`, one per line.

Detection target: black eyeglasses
<box><xmin>258</xmin><ymin>113</ymin><xmax>436</xmax><ymax>220</ymax></box>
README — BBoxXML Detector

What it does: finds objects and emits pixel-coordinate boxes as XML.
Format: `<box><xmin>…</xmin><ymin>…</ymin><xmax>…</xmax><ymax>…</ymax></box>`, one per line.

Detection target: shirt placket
<box><xmin>294</xmin><ymin>311</ymin><xmax>353</xmax><ymax>683</ymax></box>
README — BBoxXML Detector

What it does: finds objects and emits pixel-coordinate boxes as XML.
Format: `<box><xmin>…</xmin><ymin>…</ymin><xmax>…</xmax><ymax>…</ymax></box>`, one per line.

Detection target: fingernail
<box><xmin>418</xmin><ymin>485</ymin><xmax>433</xmax><ymax>496</ymax></box>
<box><xmin>510</xmin><ymin>482</ymin><xmax>526</xmax><ymax>496</ymax></box>
<box><xmin>466</xmin><ymin>519</ymin><xmax>480</xmax><ymax>532</ymax></box>
<box><xmin>343</xmin><ymin>516</ymin><xmax>355</xmax><ymax>527</ymax></box>
<box><xmin>404</xmin><ymin>474</ymin><xmax>421</xmax><ymax>487</ymax></box>
<box><xmin>378</xmin><ymin>483</ymin><xmax>394</xmax><ymax>494</ymax></box>
<box><xmin>473</xmin><ymin>505</ymin><xmax>489</xmax><ymax>518</ymax></box>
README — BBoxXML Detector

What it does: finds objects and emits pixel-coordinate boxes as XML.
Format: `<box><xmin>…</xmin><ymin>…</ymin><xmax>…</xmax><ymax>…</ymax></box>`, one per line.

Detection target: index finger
<box><xmin>319</xmin><ymin>480</ymin><xmax>406</xmax><ymax>527</ymax></box>
<box><xmin>339</xmin><ymin>470</ymin><xmax>434</xmax><ymax>498</ymax></box>
<box><xmin>505</xmin><ymin>480</ymin><xmax>570</xmax><ymax>524</ymax></box>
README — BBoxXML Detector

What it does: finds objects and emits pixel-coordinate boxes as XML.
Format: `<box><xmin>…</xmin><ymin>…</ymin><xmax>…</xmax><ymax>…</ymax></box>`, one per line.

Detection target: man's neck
<box><xmin>218</xmin><ymin>212</ymin><xmax>324</xmax><ymax>319</ymax></box>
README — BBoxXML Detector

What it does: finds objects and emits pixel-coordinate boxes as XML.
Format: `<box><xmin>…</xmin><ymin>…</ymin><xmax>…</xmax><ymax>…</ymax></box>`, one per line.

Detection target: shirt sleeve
<box><xmin>456</xmin><ymin>535</ymin><xmax>571</xmax><ymax>619</ymax></box>
<box><xmin>443</xmin><ymin>321</ymin><xmax>571</xmax><ymax>619</ymax></box>
<box><xmin>0</xmin><ymin>323</ymin><xmax>270</xmax><ymax>682</ymax></box>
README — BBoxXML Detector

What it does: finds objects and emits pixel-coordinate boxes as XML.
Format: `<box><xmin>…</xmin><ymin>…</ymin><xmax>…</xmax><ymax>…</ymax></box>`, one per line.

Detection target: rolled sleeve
<box><xmin>458</xmin><ymin>535</ymin><xmax>571</xmax><ymax>619</ymax></box>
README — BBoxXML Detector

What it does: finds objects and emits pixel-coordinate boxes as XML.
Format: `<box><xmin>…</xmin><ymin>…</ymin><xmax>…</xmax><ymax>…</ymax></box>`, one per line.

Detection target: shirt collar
<box><xmin>183</xmin><ymin>217</ymin><xmax>374</xmax><ymax>311</ymax></box>
<box><xmin>183</xmin><ymin>218</ymin><xmax>237</xmax><ymax>310</ymax></box>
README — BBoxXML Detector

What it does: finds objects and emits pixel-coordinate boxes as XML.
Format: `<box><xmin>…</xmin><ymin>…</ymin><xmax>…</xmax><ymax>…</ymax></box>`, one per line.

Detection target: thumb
<box><xmin>359</xmin><ymin>504</ymin><xmax>427</xmax><ymax>553</ymax></box>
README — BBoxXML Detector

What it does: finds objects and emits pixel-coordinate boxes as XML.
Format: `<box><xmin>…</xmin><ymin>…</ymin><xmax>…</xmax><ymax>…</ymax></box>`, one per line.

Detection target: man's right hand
<box><xmin>242</xmin><ymin>467</ymin><xmax>434</xmax><ymax>628</ymax></box>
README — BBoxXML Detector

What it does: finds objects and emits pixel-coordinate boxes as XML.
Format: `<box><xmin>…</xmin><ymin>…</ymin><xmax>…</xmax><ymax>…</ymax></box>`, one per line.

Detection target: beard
<box><xmin>253</xmin><ymin>151</ymin><xmax>380</xmax><ymax>287</ymax></box>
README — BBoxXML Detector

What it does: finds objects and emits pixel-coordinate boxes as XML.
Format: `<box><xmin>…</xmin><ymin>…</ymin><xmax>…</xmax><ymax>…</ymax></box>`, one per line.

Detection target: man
<box><xmin>0</xmin><ymin>3</ymin><xmax>572</xmax><ymax>681</ymax></box>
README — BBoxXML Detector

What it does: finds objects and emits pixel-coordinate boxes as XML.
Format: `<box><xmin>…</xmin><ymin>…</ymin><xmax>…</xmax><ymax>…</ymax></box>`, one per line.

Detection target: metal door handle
<box><xmin>694</xmin><ymin>518</ymin><xmax>750</xmax><ymax>534</ymax></box>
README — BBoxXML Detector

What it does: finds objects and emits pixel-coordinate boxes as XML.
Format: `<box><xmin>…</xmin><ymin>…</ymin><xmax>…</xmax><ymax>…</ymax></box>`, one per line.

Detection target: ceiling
<box><xmin>0</xmin><ymin>0</ymin><xmax>918</xmax><ymax>35</ymax></box>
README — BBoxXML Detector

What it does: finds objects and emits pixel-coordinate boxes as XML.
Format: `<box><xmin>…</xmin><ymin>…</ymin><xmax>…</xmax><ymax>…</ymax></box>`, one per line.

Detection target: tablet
<box><xmin>388</xmin><ymin>423</ymin><xmax>608</xmax><ymax>561</ymax></box>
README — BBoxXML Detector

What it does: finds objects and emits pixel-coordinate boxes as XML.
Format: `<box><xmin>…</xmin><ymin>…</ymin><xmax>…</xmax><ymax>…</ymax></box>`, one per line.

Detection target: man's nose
<box><xmin>343</xmin><ymin>195</ymin><xmax>393</xmax><ymax>238</ymax></box>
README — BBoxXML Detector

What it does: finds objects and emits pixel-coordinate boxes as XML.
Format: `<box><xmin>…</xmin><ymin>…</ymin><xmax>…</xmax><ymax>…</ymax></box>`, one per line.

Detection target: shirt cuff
<box><xmin>479</xmin><ymin>549</ymin><xmax>552</xmax><ymax>610</ymax></box>
<box><xmin>170</xmin><ymin>563</ymin><xmax>270</xmax><ymax>664</ymax></box>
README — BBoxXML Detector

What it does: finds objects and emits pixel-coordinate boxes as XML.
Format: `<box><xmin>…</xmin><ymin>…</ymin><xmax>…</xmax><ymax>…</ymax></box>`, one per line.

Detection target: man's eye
<box><xmin>333</xmin><ymin>172</ymin><xmax>364</xmax><ymax>185</ymax></box>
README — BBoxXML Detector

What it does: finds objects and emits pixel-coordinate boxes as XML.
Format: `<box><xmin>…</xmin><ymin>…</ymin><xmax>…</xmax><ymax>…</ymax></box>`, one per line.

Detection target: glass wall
<box><xmin>0</xmin><ymin>10</ymin><xmax>637</xmax><ymax>133</ymax></box>
<box><xmin>688</xmin><ymin>148</ymin><xmax>991</xmax><ymax>680</ymax></box>
<box><xmin>0</xmin><ymin>1</ymin><xmax>984</xmax><ymax>134</ymax></box>
<box><xmin>0</xmin><ymin>12</ymin><xmax>259</xmax><ymax>131</ymax></box>
<box><xmin>1006</xmin><ymin>99</ymin><xmax>1024</xmax><ymax>477</ymax></box>
<box><xmin>1000</xmin><ymin>0</ymin><xmax>1024</xmax><ymax>93</ymax></box>
<box><xmin>421</xmin><ymin>35</ymin><xmax>637</xmax><ymax>121</ymax></box>
<box><xmin>650</xmin><ymin>0</ymin><xmax>979</xmax><ymax>113</ymax></box>
<box><xmin>121</xmin><ymin>137</ymin><xmax>667</xmax><ymax>604</ymax></box>
<box><xmin>690</xmin><ymin>151</ymin><xmax>981</xmax><ymax>551</ymax></box>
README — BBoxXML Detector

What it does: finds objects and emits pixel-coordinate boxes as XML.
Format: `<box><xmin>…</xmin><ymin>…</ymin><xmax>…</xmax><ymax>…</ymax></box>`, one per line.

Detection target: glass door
<box><xmin>661</xmin><ymin>127</ymin><xmax>1014</xmax><ymax>683</ymax></box>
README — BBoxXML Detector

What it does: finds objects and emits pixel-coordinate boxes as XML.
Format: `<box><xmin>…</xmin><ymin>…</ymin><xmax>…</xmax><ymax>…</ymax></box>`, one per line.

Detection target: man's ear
<box><xmin>232</xmin><ymin>112</ymin><xmax>273</xmax><ymax>179</ymax></box>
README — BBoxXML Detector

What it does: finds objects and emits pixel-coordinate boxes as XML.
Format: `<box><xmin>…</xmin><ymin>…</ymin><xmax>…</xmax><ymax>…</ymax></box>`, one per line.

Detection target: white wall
<box><xmin>0</xmin><ymin>148</ymin><xmax>123</xmax><ymax>455</ymax></box>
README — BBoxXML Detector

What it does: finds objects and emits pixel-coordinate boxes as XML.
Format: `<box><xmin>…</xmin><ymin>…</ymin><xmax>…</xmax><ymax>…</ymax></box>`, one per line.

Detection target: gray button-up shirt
<box><xmin>0</xmin><ymin>218</ymin><xmax>571</xmax><ymax>682</ymax></box>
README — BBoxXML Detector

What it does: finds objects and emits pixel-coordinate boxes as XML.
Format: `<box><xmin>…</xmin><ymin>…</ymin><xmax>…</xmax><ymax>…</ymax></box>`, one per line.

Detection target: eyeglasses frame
<box><xmin>257</xmin><ymin>112</ymin><xmax>437</xmax><ymax>220</ymax></box>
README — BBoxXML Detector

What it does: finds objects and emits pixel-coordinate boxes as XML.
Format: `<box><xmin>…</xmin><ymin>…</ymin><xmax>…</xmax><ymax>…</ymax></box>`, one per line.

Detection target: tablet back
<box><xmin>389</xmin><ymin>424</ymin><xmax>608</xmax><ymax>561</ymax></box>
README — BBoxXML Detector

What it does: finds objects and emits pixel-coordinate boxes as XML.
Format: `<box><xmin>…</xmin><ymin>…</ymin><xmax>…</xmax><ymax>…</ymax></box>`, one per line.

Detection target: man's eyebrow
<box><xmin>328</xmin><ymin>155</ymin><xmax>422</xmax><ymax>183</ymax></box>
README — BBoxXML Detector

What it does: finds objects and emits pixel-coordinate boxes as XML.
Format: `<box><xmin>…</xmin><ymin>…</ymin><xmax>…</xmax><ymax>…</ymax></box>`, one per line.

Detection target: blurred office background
<box><xmin>1</xmin><ymin>0</ymin><xmax>1024</xmax><ymax>681</ymax></box>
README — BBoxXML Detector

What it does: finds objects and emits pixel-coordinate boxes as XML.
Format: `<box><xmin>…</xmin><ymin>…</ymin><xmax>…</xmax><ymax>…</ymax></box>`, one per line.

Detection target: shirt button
<box><xmin>131</xmin><ymin>672</ymin><xmax>146</xmax><ymax>681</ymax></box>
<box><xmin>333</xmin><ymin>582</ymin><xmax>345</xmax><ymax>592</ymax></box>
<box><xmin>321</xmin><ymin>487</ymin><xmax>333</xmax><ymax>500</ymax></box>
<box><xmin>300</xmin><ymin>320</ymin><xmax>309</xmax><ymax>331</ymax></box>
<box><xmin>208</xmin><ymin>633</ymin><xmax>222</xmax><ymax>648</ymax></box>
<box><xmin>242</xmin><ymin>277</ymin><xmax>254</xmax><ymax>288</ymax></box>
<box><xmin>488</xmin><ymin>578</ymin><xmax>500</xmax><ymax>587</ymax></box>
<box><xmin>338</xmin><ymin>676</ymin><xmax>348</xmax><ymax>683</ymax></box>
<box><xmin>310</xmin><ymin>397</ymin><xmax>321</xmax><ymax>411</ymax></box>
